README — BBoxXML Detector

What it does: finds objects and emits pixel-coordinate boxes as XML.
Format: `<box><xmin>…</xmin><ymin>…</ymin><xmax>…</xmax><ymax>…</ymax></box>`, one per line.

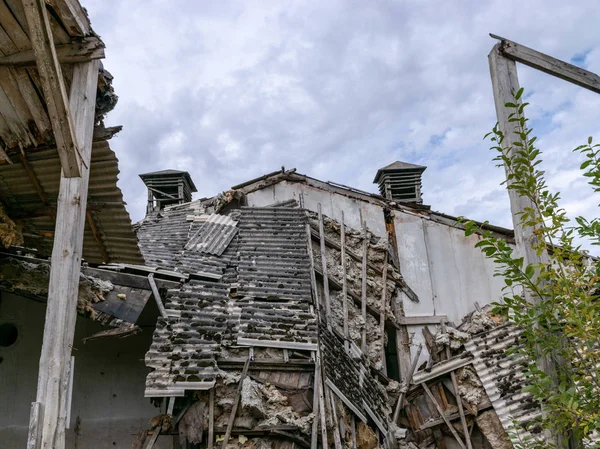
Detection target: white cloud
<box><xmin>83</xmin><ymin>0</ymin><xmax>600</xmax><ymax>251</ymax></box>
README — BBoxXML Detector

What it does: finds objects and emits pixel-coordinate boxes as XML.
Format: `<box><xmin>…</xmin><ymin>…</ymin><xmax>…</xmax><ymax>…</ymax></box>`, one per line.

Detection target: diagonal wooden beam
<box><xmin>0</xmin><ymin>37</ymin><xmax>105</xmax><ymax>67</ymax></box>
<box><xmin>19</xmin><ymin>150</ymin><xmax>49</xmax><ymax>206</ymax></box>
<box><xmin>491</xmin><ymin>34</ymin><xmax>600</xmax><ymax>95</ymax></box>
<box><xmin>86</xmin><ymin>210</ymin><xmax>108</xmax><ymax>263</ymax></box>
<box><xmin>22</xmin><ymin>0</ymin><xmax>82</xmax><ymax>177</ymax></box>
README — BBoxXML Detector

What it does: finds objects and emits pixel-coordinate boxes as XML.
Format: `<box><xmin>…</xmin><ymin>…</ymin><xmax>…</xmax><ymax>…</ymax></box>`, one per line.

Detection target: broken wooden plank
<box><xmin>491</xmin><ymin>33</ymin><xmax>600</xmax><ymax>94</ymax></box>
<box><xmin>0</xmin><ymin>37</ymin><xmax>104</xmax><ymax>67</ymax></box>
<box><xmin>361</xmin><ymin>222</ymin><xmax>368</xmax><ymax>353</ymax></box>
<box><xmin>148</xmin><ymin>273</ymin><xmax>168</xmax><ymax>318</ymax></box>
<box><xmin>222</xmin><ymin>357</ymin><xmax>251</xmax><ymax>449</ymax></box>
<box><xmin>46</xmin><ymin>0</ymin><xmax>91</xmax><ymax>36</ymax></box>
<box><xmin>441</xmin><ymin>321</ymin><xmax>473</xmax><ymax>449</ymax></box>
<box><xmin>393</xmin><ymin>343</ymin><xmax>422</xmax><ymax>424</ymax></box>
<box><xmin>340</xmin><ymin>211</ymin><xmax>349</xmax><ymax>350</ymax></box>
<box><xmin>26</xmin><ymin>402</ymin><xmax>42</xmax><ymax>449</ymax></box>
<box><xmin>144</xmin><ymin>428</ymin><xmax>161</xmax><ymax>449</ymax></box>
<box><xmin>22</xmin><ymin>0</ymin><xmax>81</xmax><ymax>177</ymax></box>
<box><xmin>397</xmin><ymin>315</ymin><xmax>448</xmax><ymax>326</ymax></box>
<box><xmin>412</xmin><ymin>354</ymin><xmax>473</xmax><ymax>385</ymax></box>
<box><xmin>317</xmin><ymin>203</ymin><xmax>331</xmax><ymax>324</ymax></box>
<box><xmin>422</xmin><ymin>383</ymin><xmax>466</xmax><ymax>449</ymax></box>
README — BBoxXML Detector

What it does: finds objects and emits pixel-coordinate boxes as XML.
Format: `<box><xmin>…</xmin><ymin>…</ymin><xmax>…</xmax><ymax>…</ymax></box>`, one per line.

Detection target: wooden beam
<box><xmin>22</xmin><ymin>0</ymin><xmax>81</xmax><ymax>177</ymax></box>
<box><xmin>491</xmin><ymin>34</ymin><xmax>600</xmax><ymax>94</ymax></box>
<box><xmin>222</xmin><ymin>357</ymin><xmax>251</xmax><ymax>449</ymax></box>
<box><xmin>360</xmin><ymin>222</ymin><xmax>368</xmax><ymax>353</ymax></box>
<box><xmin>489</xmin><ymin>43</ymin><xmax>565</xmax><ymax>449</ymax></box>
<box><xmin>19</xmin><ymin>151</ymin><xmax>49</xmax><ymax>206</ymax></box>
<box><xmin>0</xmin><ymin>37</ymin><xmax>104</xmax><ymax>67</ymax></box>
<box><xmin>397</xmin><ymin>315</ymin><xmax>448</xmax><ymax>326</ymax></box>
<box><xmin>379</xmin><ymin>251</ymin><xmax>388</xmax><ymax>375</ymax></box>
<box><xmin>26</xmin><ymin>402</ymin><xmax>42</xmax><ymax>449</ymax></box>
<box><xmin>311</xmin><ymin>356</ymin><xmax>320</xmax><ymax>449</ymax></box>
<box><xmin>441</xmin><ymin>321</ymin><xmax>473</xmax><ymax>449</ymax></box>
<box><xmin>317</xmin><ymin>203</ymin><xmax>331</xmax><ymax>324</ymax></box>
<box><xmin>422</xmin><ymin>383</ymin><xmax>466</xmax><ymax>449</ymax></box>
<box><xmin>393</xmin><ymin>343</ymin><xmax>422</xmax><ymax>424</ymax></box>
<box><xmin>28</xmin><ymin>60</ymin><xmax>99</xmax><ymax>449</ymax></box>
<box><xmin>46</xmin><ymin>0</ymin><xmax>91</xmax><ymax>36</ymax></box>
<box><xmin>86</xmin><ymin>210</ymin><xmax>109</xmax><ymax>263</ymax></box>
<box><xmin>208</xmin><ymin>389</ymin><xmax>215</xmax><ymax>449</ymax></box>
<box><xmin>341</xmin><ymin>211</ymin><xmax>349</xmax><ymax>350</ymax></box>
<box><xmin>148</xmin><ymin>273</ymin><xmax>168</xmax><ymax>318</ymax></box>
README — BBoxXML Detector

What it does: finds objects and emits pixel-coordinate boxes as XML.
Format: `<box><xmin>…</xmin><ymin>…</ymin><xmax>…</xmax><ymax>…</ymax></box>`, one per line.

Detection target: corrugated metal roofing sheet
<box><xmin>0</xmin><ymin>141</ymin><xmax>144</xmax><ymax>264</ymax></box>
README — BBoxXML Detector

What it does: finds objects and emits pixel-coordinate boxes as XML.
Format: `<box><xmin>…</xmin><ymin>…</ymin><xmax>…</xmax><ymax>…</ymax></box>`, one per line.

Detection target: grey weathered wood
<box><xmin>222</xmin><ymin>357</ymin><xmax>251</xmax><ymax>449</ymax></box>
<box><xmin>393</xmin><ymin>343</ymin><xmax>422</xmax><ymax>424</ymax></box>
<box><xmin>328</xmin><ymin>389</ymin><xmax>343</xmax><ymax>449</ymax></box>
<box><xmin>491</xmin><ymin>34</ymin><xmax>600</xmax><ymax>95</ymax></box>
<box><xmin>305</xmin><ymin>222</ymin><xmax>321</xmax><ymax>312</ymax></box>
<box><xmin>22</xmin><ymin>0</ymin><xmax>81</xmax><ymax>177</ymax></box>
<box><xmin>397</xmin><ymin>315</ymin><xmax>448</xmax><ymax>325</ymax></box>
<box><xmin>422</xmin><ymin>383</ymin><xmax>467</xmax><ymax>449</ymax></box>
<box><xmin>148</xmin><ymin>273</ymin><xmax>168</xmax><ymax>318</ymax></box>
<box><xmin>489</xmin><ymin>46</ymin><xmax>565</xmax><ymax>448</ymax></box>
<box><xmin>28</xmin><ymin>60</ymin><xmax>99</xmax><ymax>449</ymax></box>
<box><xmin>208</xmin><ymin>389</ymin><xmax>214</xmax><ymax>449</ymax></box>
<box><xmin>0</xmin><ymin>37</ymin><xmax>104</xmax><ymax>67</ymax></box>
<box><xmin>27</xmin><ymin>402</ymin><xmax>42</xmax><ymax>449</ymax></box>
<box><xmin>46</xmin><ymin>0</ymin><xmax>91</xmax><ymax>35</ymax></box>
<box><xmin>340</xmin><ymin>211</ymin><xmax>349</xmax><ymax>350</ymax></box>
<box><xmin>441</xmin><ymin>321</ymin><xmax>473</xmax><ymax>449</ymax></box>
<box><xmin>317</xmin><ymin>204</ymin><xmax>331</xmax><ymax>324</ymax></box>
<box><xmin>350</xmin><ymin>414</ymin><xmax>357</xmax><ymax>449</ymax></box>
<box><xmin>144</xmin><ymin>428</ymin><xmax>161</xmax><ymax>449</ymax></box>
<box><xmin>316</xmin><ymin>350</ymin><xmax>329</xmax><ymax>449</ymax></box>
<box><xmin>310</xmin><ymin>354</ymin><xmax>319</xmax><ymax>449</ymax></box>
<box><xmin>379</xmin><ymin>251</ymin><xmax>388</xmax><ymax>375</ymax></box>
<box><xmin>360</xmin><ymin>222</ymin><xmax>368</xmax><ymax>353</ymax></box>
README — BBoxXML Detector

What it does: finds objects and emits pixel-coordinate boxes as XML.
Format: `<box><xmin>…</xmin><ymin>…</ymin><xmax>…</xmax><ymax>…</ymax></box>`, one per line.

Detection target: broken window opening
<box><xmin>385</xmin><ymin>327</ymin><xmax>400</xmax><ymax>381</ymax></box>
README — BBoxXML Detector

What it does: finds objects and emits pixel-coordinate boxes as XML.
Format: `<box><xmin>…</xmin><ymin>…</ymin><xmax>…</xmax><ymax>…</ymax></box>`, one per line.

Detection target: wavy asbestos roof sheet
<box><xmin>464</xmin><ymin>325</ymin><xmax>542</xmax><ymax>444</ymax></box>
<box><xmin>0</xmin><ymin>141</ymin><xmax>143</xmax><ymax>264</ymax></box>
<box><xmin>185</xmin><ymin>213</ymin><xmax>238</xmax><ymax>256</ymax></box>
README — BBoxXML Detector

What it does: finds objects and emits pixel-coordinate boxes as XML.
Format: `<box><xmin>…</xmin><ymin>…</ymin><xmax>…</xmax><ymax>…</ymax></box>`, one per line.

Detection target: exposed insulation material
<box><xmin>0</xmin><ymin>203</ymin><xmax>23</xmax><ymax>248</ymax></box>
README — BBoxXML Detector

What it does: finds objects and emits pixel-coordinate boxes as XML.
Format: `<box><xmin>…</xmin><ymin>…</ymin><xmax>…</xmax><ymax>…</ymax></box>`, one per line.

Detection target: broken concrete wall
<box><xmin>0</xmin><ymin>258</ymin><xmax>114</xmax><ymax>318</ymax></box>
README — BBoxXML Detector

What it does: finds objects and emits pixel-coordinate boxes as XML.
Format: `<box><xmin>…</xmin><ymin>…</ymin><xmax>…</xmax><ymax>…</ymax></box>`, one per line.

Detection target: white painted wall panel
<box><xmin>0</xmin><ymin>293</ymin><xmax>172</xmax><ymax>449</ymax></box>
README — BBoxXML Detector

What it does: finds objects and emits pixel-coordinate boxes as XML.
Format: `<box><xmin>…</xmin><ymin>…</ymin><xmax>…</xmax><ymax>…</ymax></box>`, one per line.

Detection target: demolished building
<box><xmin>0</xmin><ymin>1</ymin><xmax>554</xmax><ymax>446</ymax></box>
<box><xmin>124</xmin><ymin>165</ymin><xmax>531</xmax><ymax>449</ymax></box>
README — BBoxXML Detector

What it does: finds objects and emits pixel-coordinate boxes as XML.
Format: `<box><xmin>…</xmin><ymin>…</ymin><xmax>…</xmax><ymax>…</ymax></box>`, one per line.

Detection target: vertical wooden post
<box><xmin>208</xmin><ymin>389</ymin><xmax>214</xmax><ymax>449</ymax></box>
<box><xmin>340</xmin><ymin>211</ymin><xmax>349</xmax><ymax>351</ymax></box>
<box><xmin>489</xmin><ymin>44</ymin><xmax>563</xmax><ymax>449</ymax></box>
<box><xmin>379</xmin><ymin>252</ymin><xmax>388</xmax><ymax>375</ymax></box>
<box><xmin>311</xmin><ymin>354</ymin><xmax>320</xmax><ymax>449</ymax></box>
<box><xmin>360</xmin><ymin>222</ymin><xmax>368</xmax><ymax>353</ymax></box>
<box><xmin>222</xmin><ymin>357</ymin><xmax>251</xmax><ymax>449</ymax></box>
<box><xmin>317</xmin><ymin>203</ymin><xmax>331</xmax><ymax>325</ymax></box>
<box><xmin>29</xmin><ymin>60</ymin><xmax>99</xmax><ymax>449</ymax></box>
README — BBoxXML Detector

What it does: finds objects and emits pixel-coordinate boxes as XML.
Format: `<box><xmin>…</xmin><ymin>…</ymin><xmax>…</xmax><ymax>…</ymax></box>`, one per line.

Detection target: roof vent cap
<box><xmin>373</xmin><ymin>161</ymin><xmax>427</xmax><ymax>204</ymax></box>
<box><xmin>139</xmin><ymin>169</ymin><xmax>197</xmax><ymax>214</ymax></box>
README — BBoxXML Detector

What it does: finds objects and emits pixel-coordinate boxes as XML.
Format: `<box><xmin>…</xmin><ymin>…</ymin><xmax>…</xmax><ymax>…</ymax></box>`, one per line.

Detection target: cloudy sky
<box><xmin>84</xmin><ymin>0</ymin><xmax>600</xmax><ymax>240</ymax></box>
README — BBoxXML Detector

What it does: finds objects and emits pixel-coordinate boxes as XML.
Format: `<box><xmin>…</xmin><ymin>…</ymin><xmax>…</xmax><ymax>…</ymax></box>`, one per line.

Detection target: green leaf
<box><xmin>515</xmin><ymin>88</ymin><xmax>524</xmax><ymax>100</ymax></box>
